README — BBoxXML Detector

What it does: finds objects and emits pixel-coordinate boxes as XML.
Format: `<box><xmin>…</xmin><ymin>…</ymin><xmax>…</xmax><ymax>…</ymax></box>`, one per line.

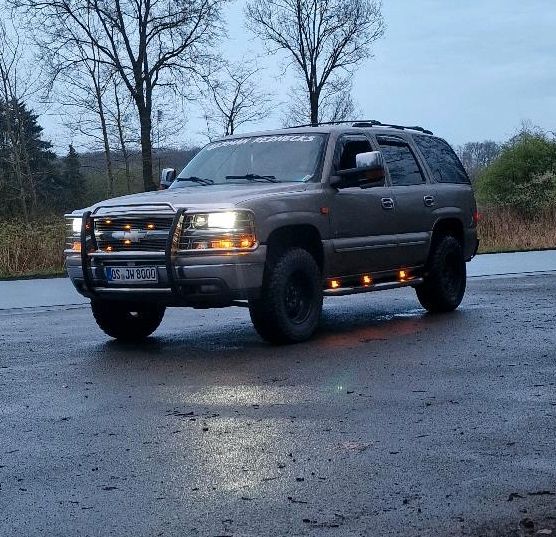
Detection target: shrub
<box><xmin>476</xmin><ymin>133</ymin><xmax>556</xmax><ymax>215</ymax></box>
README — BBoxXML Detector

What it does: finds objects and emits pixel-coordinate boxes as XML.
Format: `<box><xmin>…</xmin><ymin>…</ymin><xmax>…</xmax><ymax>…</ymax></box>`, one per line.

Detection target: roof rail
<box><xmin>286</xmin><ymin>119</ymin><xmax>433</xmax><ymax>135</ymax></box>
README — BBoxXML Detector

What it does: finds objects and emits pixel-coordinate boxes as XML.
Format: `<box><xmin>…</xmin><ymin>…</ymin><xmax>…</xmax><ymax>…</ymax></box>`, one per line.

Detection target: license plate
<box><xmin>106</xmin><ymin>266</ymin><xmax>158</xmax><ymax>283</ymax></box>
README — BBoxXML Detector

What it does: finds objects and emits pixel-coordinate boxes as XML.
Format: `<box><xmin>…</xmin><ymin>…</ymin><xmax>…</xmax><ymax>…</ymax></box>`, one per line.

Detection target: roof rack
<box><xmin>286</xmin><ymin>119</ymin><xmax>433</xmax><ymax>136</ymax></box>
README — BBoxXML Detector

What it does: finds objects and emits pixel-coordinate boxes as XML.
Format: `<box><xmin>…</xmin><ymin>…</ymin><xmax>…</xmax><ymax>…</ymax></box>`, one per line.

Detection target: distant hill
<box><xmin>78</xmin><ymin>146</ymin><xmax>200</xmax><ymax>203</ymax></box>
<box><xmin>79</xmin><ymin>147</ymin><xmax>200</xmax><ymax>176</ymax></box>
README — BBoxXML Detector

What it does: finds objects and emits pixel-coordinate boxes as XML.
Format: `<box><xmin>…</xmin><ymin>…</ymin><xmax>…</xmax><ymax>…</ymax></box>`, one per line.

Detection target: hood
<box><xmin>81</xmin><ymin>182</ymin><xmax>308</xmax><ymax>214</ymax></box>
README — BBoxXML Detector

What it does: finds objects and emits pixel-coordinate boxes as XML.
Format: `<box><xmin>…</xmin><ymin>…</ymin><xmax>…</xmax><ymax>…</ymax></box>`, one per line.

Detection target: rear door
<box><xmin>375</xmin><ymin>134</ymin><xmax>436</xmax><ymax>267</ymax></box>
<box><xmin>328</xmin><ymin>134</ymin><xmax>398</xmax><ymax>274</ymax></box>
<box><xmin>412</xmin><ymin>134</ymin><xmax>478</xmax><ymax>260</ymax></box>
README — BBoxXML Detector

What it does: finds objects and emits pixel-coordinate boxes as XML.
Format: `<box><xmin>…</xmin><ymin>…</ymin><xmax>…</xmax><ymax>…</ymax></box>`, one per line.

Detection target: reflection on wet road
<box><xmin>1</xmin><ymin>274</ymin><xmax>555</xmax><ymax>536</ymax></box>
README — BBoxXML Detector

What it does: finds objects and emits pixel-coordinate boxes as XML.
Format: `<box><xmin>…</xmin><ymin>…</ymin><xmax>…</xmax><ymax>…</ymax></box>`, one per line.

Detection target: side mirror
<box><xmin>331</xmin><ymin>151</ymin><xmax>386</xmax><ymax>189</ymax></box>
<box><xmin>159</xmin><ymin>168</ymin><xmax>176</xmax><ymax>190</ymax></box>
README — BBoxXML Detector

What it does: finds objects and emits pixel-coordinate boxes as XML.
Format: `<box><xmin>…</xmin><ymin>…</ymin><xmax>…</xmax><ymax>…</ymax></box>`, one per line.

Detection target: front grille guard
<box><xmin>80</xmin><ymin>208</ymin><xmax>186</xmax><ymax>296</ymax></box>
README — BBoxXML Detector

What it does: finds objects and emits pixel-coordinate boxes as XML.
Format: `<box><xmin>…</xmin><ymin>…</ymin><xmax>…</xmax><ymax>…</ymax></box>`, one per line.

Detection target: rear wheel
<box><xmin>91</xmin><ymin>299</ymin><xmax>165</xmax><ymax>341</ymax></box>
<box><xmin>416</xmin><ymin>235</ymin><xmax>466</xmax><ymax>313</ymax></box>
<box><xmin>249</xmin><ymin>248</ymin><xmax>323</xmax><ymax>344</ymax></box>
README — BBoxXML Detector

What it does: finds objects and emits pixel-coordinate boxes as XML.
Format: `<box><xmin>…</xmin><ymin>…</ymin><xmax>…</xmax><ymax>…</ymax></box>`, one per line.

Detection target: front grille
<box><xmin>93</xmin><ymin>215</ymin><xmax>174</xmax><ymax>252</ymax></box>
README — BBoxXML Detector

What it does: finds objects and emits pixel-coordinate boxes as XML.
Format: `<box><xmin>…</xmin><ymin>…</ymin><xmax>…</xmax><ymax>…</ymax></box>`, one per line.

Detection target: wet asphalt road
<box><xmin>1</xmin><ymin>273</ymin><xmax>555</xmax><ymax>537</ymax></box>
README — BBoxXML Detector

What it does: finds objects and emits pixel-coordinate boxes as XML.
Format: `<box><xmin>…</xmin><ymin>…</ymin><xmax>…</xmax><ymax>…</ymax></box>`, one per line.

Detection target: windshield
<box><xmin>171</xmin><ymin>134</ymin><xmax>326</xmax><ymax>187</ymax></box>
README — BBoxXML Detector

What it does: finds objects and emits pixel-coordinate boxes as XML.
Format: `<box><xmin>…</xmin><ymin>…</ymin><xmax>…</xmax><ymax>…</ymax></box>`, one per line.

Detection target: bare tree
<box><xmin>203</xmin><ymin>58</ymin><xmax>273</xmax><ymax>138</ymax></box>
<box><xmin>283</xmin><ymin>78</ymin><xmax>358</xmax><ymax>127</ymax></box>
<box><xmin>43</xmin><ymin>33</ymin><xmax>118</xmax><ymax>197</ymax></box>
<box><xmin>457</xmin><ymin>141</ymin><xmax>501</xmax><ymax>182</ymax></box>
<box><xmin>246</xmin><ymin>0</ymin><xmax>384</xmax><ymax>126</ymax></box>
<box><xmin>107</xmin><ymin>79</ymin><xmax>137</xmax><ymax>194</ymax></box>
<box><xmin>12</xmin><ymin>0</ymin><xmax>227</xmax><ymax>191</ymax></box>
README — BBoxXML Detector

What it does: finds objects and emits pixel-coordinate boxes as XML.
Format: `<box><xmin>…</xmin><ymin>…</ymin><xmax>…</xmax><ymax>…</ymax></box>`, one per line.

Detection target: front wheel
<box><xmin>416</xmin><ymin>235</ymin><xmax>466</xmax><ymax>313</ymax></box>
<box><xmin>249</xmin><ymin>248</ymin><xmax>323</xmax><ymax>344</ymax></box>
<box><xmin>91</xmin><ymin>300</ymin><xmax>165</xmax><ymax>341</ymax></box>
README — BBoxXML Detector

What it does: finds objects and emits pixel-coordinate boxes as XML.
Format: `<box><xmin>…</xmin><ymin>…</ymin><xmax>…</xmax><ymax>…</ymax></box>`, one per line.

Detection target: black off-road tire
<box><xmin>91</xmin><ymin>300</ymin><xmax>165</xmax><ymax>341</ymax></box>
<box><xmin>416</xmin><ymin>235</ymin><xmax>466</xmax><ymax>313</ymax></box>
<box><xmin>249</xmin><ymin>248</ymin><xmax>323</xmax><ymax>344</ymax></box>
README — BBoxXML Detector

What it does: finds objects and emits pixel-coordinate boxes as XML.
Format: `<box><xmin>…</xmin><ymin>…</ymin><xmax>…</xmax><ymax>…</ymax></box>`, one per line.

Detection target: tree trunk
<box><xmin>138</xmin><ymin>105</ymin><xmax>156</xmax><ymax>192</ymax></box>
<box><xmin>93</xmin><ymin>82</ymin><xmax>115</xmax><ymax>197</ymax></box>
<box><xmin>98</xmin><ymin>105</ymin><xmax>115</xmax><ymax>197</ymax></box>
<box><xmin>122</xmin><ymin>143</ymin><xmax>131</xmax><ymax>194</ymax></box>
<box><xmin>113</xmin><ymin>86</ymin><xmax>132</xmax><ymax>193</ymax></box>
<box><xmin>309</xmin><ymin>91</ymin><xmax>319</xmax><ymax>126</ymax></box>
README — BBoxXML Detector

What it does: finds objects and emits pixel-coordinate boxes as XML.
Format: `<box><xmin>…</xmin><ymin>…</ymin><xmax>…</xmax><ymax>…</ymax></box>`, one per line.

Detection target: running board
<box><xmin>323</xmin><ymin>278</ymin><xmax>424</xmax><ymax>297</ymax></box>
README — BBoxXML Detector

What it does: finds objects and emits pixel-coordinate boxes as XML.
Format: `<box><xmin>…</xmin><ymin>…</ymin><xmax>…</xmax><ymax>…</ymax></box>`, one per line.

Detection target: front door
<box><xmin>327</xmin><ymin>135</ymin><xmax>399</xmax><ymax>275</ymax></box>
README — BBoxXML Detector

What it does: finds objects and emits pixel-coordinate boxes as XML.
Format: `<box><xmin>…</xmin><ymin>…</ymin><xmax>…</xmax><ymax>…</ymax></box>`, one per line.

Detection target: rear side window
<box><xmin>413</xmin><ymin>136</ymin><xmax>470</xmax><ymax>184</ymax></box>
<box><xmin>377</xmin><ymin>136</ymin><xmax>425</xmax><ymax>186</ymax></box>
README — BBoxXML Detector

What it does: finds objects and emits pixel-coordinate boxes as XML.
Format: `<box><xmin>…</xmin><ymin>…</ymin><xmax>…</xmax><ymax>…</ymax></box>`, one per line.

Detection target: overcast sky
<box><xmin>38</xmin><ymin>0</ymin><xmax>556</xmax><ymax>152</ymax></box>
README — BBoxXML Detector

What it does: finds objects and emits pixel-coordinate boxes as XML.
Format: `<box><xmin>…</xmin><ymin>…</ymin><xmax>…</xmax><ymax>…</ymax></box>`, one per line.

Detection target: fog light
<box><xmin>330</xmin><ymin>279</ymin><xmax>341</xmax><ymax>289</ymax></box>
<box><xmin>362</xmin><ymin>275</ymin><xmax>372</xmax><ymax>286</ymax></box>
<box><xmin>399</xmin><ymin>270</ymin><xmax>408</xmax><ymax>281</ymax></box>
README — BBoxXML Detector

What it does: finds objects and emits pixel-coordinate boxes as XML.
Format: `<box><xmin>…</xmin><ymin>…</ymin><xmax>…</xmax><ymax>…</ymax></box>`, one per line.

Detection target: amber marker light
<box><xmin>146</xmin><ymin>223</ymin><xmax>155</xmax><ymax>230</ymax></box>
<box><xmin>123</xmin><ymin>239</ymin><xmax>132</xmax><ymax>246</ymax></box>
<box><xmin>72</xmin><ymin>241</ymin><xmax>81</xmax><ymax>252</ymax></box>
<box><xmin>362</xmin><ymin>275</ymin><xmax>372</xmax><ymax>286</ymax></box>
<box><xmin>330</xmin><ymin>279</ymin><xmax>341</xmax><ymax>289</ymax></box>
<box><xmin>399</xmin><ymin>270</ymin><xmax>408</xmax><ymax>281</ymax></box>
<box><xmin>124</xmin><ymin>224</ymin><xmax>132</xmax><ymax>230</ymax></box>
<box><xmin>105</xmin><ymin>219</ymin><xmax>112</xmax><ymax>224</ymax></box>
<box><xmin>239</xmin><ymin>237</ymin><xmax>255</xmax><ymax>248</ymax></box>
<box><xmin>106</xmin><ymin>246</ymin><xmax>113</xmax><ymax>252</ymax></box>
<box><xmin>211</xmin><ymin>239</ymin><xmax>235</xmax><ymax>249</ymax></box>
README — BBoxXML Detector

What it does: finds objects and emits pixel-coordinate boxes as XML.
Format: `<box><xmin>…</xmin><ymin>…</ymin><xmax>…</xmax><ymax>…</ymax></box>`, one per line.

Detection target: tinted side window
<box><xmin>413</xmin><ymin>135</ymin><xmax>469</xmax><ymax>184</ymax></box>
<box><xmin>377</xmin><ymin>138</ymin><xmax>424</xmax><ymax>186</ymax></box>
<box><xmin>336</xmin><ymin>138</ymin><xmax>373</xmax><ymax>170</ymax></box>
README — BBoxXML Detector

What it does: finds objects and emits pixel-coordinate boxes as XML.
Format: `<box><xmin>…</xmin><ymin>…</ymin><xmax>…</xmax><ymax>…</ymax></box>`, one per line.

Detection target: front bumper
<box><xmin>66</xmin><ymin>209</ymin><xmax>267</xmax><ymax>307</ymax></box>
<box><xmin>66</xmin><ymin>248</ymin><xmax>266</xmax><ymax>306</ymax></box>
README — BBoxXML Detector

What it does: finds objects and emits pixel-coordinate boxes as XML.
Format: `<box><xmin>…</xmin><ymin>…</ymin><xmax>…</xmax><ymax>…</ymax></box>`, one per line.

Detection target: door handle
<box><xmin>423</xmin><ymin>195</ymin><xmax>435</xmax><ymax>207</ymax></box>
<box><xmin>381</xmin><ymin>197</ymin><xmax>395</xmax><ymax>210</ymax></box>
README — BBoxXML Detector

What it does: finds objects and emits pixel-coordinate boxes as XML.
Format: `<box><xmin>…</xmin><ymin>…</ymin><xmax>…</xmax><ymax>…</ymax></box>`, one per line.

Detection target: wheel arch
<box><xmin>264</xmin><ymin>224</ymin><xmax>324</xmax><ymax>271</ymax></box>
<box><xmin>431</xmin><ymin>217</ymin><xmax>465</xmax><ymax>247</ymax></box>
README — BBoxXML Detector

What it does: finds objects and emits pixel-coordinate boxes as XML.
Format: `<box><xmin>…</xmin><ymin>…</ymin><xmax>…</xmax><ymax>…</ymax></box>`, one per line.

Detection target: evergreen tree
<box><xmin>60</xmin><ymin>144</ymin><xmax>84</xmax><ymax>208</ymax></box>
<box><xmin>0</xmin><ymin>98</ymin><xmax>59</xmax><ymax>218</ymax></box>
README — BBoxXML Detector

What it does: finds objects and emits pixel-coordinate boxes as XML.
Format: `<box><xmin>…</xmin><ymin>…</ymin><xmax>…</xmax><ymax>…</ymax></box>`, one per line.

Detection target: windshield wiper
<box><xmin>225</xmin><ymin>173</ymin><xmax>280</xmax><ymax>183</ymax></box>
<box><xmin>176</xmin><ymin>176</ymin><xmax>214</xmax><ymax>185</ymax></box>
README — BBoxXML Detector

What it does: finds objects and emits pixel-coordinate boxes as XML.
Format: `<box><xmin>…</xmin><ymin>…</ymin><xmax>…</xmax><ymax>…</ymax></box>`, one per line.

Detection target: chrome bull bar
<box><xmin>80</xmin><ymin>208</ymin><xmax>186</xmax><ymax>297</ymax></box>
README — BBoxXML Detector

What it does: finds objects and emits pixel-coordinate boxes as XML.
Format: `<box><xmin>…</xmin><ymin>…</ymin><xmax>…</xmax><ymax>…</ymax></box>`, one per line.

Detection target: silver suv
<box><xmin>65</xmin><ymin>121</ymin><xmax>479</xmax><ymax>344</ymax></box>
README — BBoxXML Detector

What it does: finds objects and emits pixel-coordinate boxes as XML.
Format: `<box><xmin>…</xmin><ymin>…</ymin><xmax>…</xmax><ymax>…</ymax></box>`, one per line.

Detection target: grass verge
<box><xmin>0</xmin><ymin>210</ymin><xmax>554</xmax><ymax>279</ymax></box>
<box><xmin>0</xmin><ymin>218</ymin><xmax>66</xmax><ymax>279</ymax></box>
<box><xmin>478</xmin><ymin>207</ymin><xmax>556</xmax><ymax>253</ymax></box>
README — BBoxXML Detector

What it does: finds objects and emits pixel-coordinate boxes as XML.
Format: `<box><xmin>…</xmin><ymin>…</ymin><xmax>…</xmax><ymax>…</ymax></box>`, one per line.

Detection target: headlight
<box><xmin>181</xmin><ymin>211</ymin><xmax>257</xmax><ymax>252</ymax></box>
<box><xmin>65</xmin><ymin>216</ymin><xmax>83</xmax><ymax>252</ymax></box>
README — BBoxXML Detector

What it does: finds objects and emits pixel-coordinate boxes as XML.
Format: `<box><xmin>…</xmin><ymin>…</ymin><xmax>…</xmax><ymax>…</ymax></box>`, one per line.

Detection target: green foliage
<box><xmin>58</xmin><ymin>144</ymin><xmax>85</xmax><ymax>209</ymax></box>
<box><xmin>475</xmin><ymin>132</ymin><xmax>556</xmax><ymax>214</ymax></box>
<box><xmin>0</xmin><ymin>98</ymin><xmax>60</xmax><ymax>218</ymax></box>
